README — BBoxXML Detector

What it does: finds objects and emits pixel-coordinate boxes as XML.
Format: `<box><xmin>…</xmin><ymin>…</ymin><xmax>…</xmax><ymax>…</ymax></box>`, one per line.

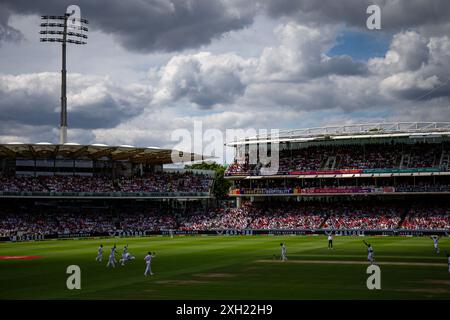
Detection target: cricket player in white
<box><xmin>144</xmin><ymin>251</ymin><xmax>156</xmax><ymax>276</ymax></box>
<box><xmin>280</xmin><ymin>243</ymin><xmax>287</xmax><ymax>261</ymax></box>
<box><xmin>120</xmin><ymin>245</ymin><xmax>135</xmax><ymax>266</ymax></box>
<box><xmin>431</xmin><ymin>236</ymin><xmax>440</xmax><ymax>254</ymax></box>
<box><xmin>95</xmin><ymin>244</ymin><xmax>103</xmax><ymax>262</ymax></box>
<box><xmin>120</xmin><ymin>245</ymin><xmax>128</xmax><ymax>264</ymax></box>
<box><xmin>106</xmin><ymin>245</ymin><xmax>117</xmax><ymax>268</ymax></box>
<box><xmin>363</xmin><ymin>240</ymin><xmax>374</xmax><ymax>264</ymax></box>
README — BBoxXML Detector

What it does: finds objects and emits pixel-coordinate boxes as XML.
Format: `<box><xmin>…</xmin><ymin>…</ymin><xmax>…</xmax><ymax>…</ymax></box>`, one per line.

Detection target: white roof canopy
<box><xmin>0</xmin><ymin>143</ymin><xmax>207</xmax><ymax>165</ymax></box>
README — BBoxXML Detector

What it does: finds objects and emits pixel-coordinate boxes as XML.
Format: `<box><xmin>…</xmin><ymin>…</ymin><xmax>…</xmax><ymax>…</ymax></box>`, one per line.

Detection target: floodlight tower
<box><xmin>40</xmin><ymin>9</ymin><xmax>88</xmax><ymax>144</ymax></box>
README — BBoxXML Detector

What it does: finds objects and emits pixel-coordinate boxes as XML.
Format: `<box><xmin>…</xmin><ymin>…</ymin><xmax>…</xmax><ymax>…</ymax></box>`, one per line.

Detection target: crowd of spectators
<box><xmin>247</xmin><ymin>203</ymin><xmax>326</xmax><ymax>229</ymax></box>
<box><xmin>0</xmin><ymin>211</ymin><xmax>116</xmax><ymax>236</ymax></box>
<box><xmin>118</xmin><ymin>172</ymin><xmax>211</xmax><ymax>193</ymax></box>
<box><xmin>323</xmin><ymin>206</ymin><xmax>401</xmax><ymax>230</ymax></box>
<box><xmin>178</xmin><ymin>207</ymin><xmax>252</xmax><ymax>230</ymax></box>
<box><xmin>0</xmin><ymin>175</ymin><xmax>47</xmax><ymax>192</ymax></box>
<box><xmin>177</xmin><ymin>202</ymin><xmax>449</xmax><ymax>231</ymax></box>
<box><xmin>0</xmin><ymin>207</ymin><xmax>177</xmax><ymax>237</ymax></box>
<box><xmin>44</xmin><ymin>176</ymin><xmax>115</xmax><ymax>193</ymax></box>
<box><xmin>226</xmin><ymin>142</ymin><xmax>450</xmax><ymax>176</ymax></box>
<box><xmin>0</xmin><ymin>172</ymin><xmax>213</xmax><ymax>194</ymax></box>
<box><xmin>401</xmin><ymin>206</ymin><xmax>450</xmax><ymax>230</ymax></box>
<box><xmin>279</xmin><ymin>147</ymin><xmax>329</xmax><ymax>173</ymax></box>
<box><xmin>1</xmin><ymin>201</ymin><xmax>449</xmax><ymax>238</ymax></box>
<box><xmin>336</xmin><ymin>144</ymin><xmax>400</xmax><ymax>170</ymax></box>
<box><xmin>395</xmin><ymin>183</ymin><xmax>450</xmax><ymax>193</ymax></box>
<box><xmin>226</xmin><ymin>161</ymin><xmax>250</xmax><ymax>175</ymax></box>
<box><xmin>118</xmin><ymin>211</ymin><xmax>177</xmax><ymax>232</ymax></box>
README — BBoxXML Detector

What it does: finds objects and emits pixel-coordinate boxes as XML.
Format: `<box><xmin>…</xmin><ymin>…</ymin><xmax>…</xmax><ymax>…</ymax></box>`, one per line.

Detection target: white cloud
<box><xmin>152</xmin><ymin>51</ymin><xmax>255</xmax><ymax>108</ymax></box>
<box><xmin>370</xmin><ymin>31</ymin><xmax>450</xmax><ymax>100</ymax></box>
<box><xmin>369</xmin><ymin>31</ymin><xmax>429</xmax><ymax>74</ymax></box>
<box><xmin>1</xmin><ymin>12</ymin><xmax>450</xmax><ymax>163</ymax></box>
<box><xmin>151</xmin><ymin>22</ymin><xmax>367</xmax><ymax>110</ymax></box>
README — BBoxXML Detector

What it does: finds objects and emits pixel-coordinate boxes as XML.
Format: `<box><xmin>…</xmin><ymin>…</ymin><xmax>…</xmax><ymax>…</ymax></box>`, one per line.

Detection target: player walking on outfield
<box><xmin>325</xmin><ymin>230</ymin><xmax>334</xmax><ymax>249</ymax></box>
<box><xmin>363</xmin><ymin>240</ymin><xmax>374</xmax><ymax>264</ymax></box>
<box><xmin>95</xmin><ymin>244</ymin><xmax>103</xmax><ymax>262</ymax></box>
<box><xmin>280</xmin><ymin>243</ymin><xmax>287</xmax><ymax>261</ymax></box>
<box><xmin>144</xmin><ymin>251</ymin><xmax>156</xmax><ymax>276</ymax></box>
<box><xmin>431</xmin><ymin>235</ymin><xmax>440</xmax><ymax>254</ymax></box>
<box><xmin>106</xmin><ymin>244</ymin><xmax>117</xmax><ymax>268</ymax></box>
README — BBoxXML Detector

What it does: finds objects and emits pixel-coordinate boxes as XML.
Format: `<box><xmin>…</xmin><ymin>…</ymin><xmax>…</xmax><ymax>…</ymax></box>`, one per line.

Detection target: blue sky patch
<box><xmin>328</xmin><ymin>29</ymin><xmax>391</xmax><ymax>61</ymax></box>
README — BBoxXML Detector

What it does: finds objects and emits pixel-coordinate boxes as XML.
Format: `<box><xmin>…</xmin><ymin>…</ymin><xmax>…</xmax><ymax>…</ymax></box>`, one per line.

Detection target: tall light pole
<box><xmin>40</xmin><ymin>9</ymin><xmax>88</xmax><ymax>144</ymax></box>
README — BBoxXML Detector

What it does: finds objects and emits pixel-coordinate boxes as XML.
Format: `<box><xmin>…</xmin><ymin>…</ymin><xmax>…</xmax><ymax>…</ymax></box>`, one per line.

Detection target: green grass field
<box><xmin>1</xmin><ymin>235</ymin><xmax>449</xmax><ymax>300</ymax></box>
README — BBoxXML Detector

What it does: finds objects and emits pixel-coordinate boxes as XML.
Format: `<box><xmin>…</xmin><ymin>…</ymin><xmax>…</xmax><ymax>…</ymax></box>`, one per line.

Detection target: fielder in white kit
<box><xmin>363</xmin><ymin>240</ymin><xmax>374</xmax><ymax>264</ymax></box>
<box><xmin>431</xmin><ymin>235</ymin><xmax>440</xmax><ymax>254</ymax></box>
<box><xmin>95</xmin><ymin>244</ymin><xmax>103</xmax><ymax>262</ymax></box>
<box><xmin>106</xmin><ymin>244</ymin><xmax>117</xmax><ymax>268</ymax></box>
<box><xmin>120</xmin><ymin>245</ymin><xmax>135</xmax><ymax>266</ymax></box>
<box><xmin>280</xmin><ymin>242</ymin><xmax>287</xmax><ymax>261</ymax></box>
<box><xmin>144</xmin><ymin>251</ymin><xmax>156</xmax><ymax>276</ymax></box>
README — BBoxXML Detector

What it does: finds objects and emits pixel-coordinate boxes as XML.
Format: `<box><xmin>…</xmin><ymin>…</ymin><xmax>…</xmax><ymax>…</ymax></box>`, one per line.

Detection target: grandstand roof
<box><xmin>227</xmin><ymin>122</ymin><xmax>450</xmax><ymax>146</ymax></box>
<box><xmin>0</xmin><ymin>143</ymin><xmax>206</xmax><ymax>165</ymax></box>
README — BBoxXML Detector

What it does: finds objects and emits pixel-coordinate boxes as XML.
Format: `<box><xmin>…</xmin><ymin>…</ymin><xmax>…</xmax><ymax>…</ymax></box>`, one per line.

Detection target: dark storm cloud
<box><xmin>69</xmin><ymin>96</ymin><xmax>142</xmax><ymax>129</ymax></box>
<box><xmin>262</xmin><ymin>0</ymin><xmax>450</xmax><ymax>32</ymax></box>
<box><xmin>0</xmin><ymin>88</ymin><xmax>139</xmax><ymax>129</ymax></box>
<box><xmin>2</xmin><ymin>0</ymin><xmax>449</xmax><ymax>51</ymax></box>
<box><xmin>0</xmin><ymin>0</ymin><xmax>255</xmax><ymax>52</ymax></box>
<box><xmin>381</xmin><ymin>74</ymin><xmax>450</xmax><ymax>102</ymax></box>
<box><xmin>391</xmin><ymin>86</ymin><xmax>450</xmax><ymax>101</ymax></box>
<box><xmin>0</xmin><ymin>73</ymin><xmax>148</xmax><ymax>130</ymax></box>
<box><xmin>0</xmin><ymin>120</ymin><xmax>55</xmax><ymax>142</ymax></box>
<box><xmin>0</xmin><ymin>90</ymin><xmax>57</xmax><ymax>126</ymax></box>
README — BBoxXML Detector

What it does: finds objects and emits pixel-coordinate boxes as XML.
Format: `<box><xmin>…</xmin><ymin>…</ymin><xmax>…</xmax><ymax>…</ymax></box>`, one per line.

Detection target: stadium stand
<box><xmin>400</xmin><ymin>205</ymin><xmax>450</xmax><ymax>230</ymax></box>
<box><xmin>225</xmin><ymin>141</ymin><xmax>450</xmax><ymax>176</ymax></box>
<box><xmin>1</xmin><ymin>124</ymin><xmax>450</xmax><ymax>240</ymax></box>
<box><xmin>0</xmin><ymin>172</ymin><xmax>213</xmax><ymax>194</ymax></box>
<box><xmin>1</xmin><ymin>199</ymin><xmax>449</xmax><ymax>238</ymax></box>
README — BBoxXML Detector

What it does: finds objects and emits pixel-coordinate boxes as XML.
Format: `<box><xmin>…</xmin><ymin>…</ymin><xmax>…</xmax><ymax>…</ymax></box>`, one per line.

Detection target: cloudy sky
<box><xmin>0</xmin><ymin>0</ymin><xmax>449</xmax><ymax>163</ymax></box>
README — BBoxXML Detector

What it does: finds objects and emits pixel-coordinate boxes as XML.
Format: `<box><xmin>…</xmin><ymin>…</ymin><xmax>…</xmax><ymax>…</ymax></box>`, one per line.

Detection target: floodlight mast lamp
<box><xmin>40</xmin><ymin>11</ymin><xmax>88</xmax><ymax>144</ymax></box>
<box><xmin>61</xmin><ymin>14</ymin><xmax>68</xmax><ymax>145</ymax></box>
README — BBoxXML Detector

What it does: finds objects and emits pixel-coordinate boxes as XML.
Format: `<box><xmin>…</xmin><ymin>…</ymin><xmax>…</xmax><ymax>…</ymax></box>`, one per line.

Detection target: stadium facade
<box><xmin>226</xmin><ymin>122</ymin><xmax>450</xmax><ymax>198</ymax></box>
<box><xmin>223</xmin><ymin>122</ymin><xmax>450</xmax><ymax>236</ymax></box>
<box><xmin>0</xmin><ymin>142</ymin><xmax>211</xmax><ymax>199</ymax></box>
<box><xmin>0</xmin><ymin>122</ymin><xmax>449</xmax><ymax>241</ymax></box>
<box><xmin>0</xmin><ymin>142</ymin><xmax>214</xmax><ymax>241</ymax></box>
